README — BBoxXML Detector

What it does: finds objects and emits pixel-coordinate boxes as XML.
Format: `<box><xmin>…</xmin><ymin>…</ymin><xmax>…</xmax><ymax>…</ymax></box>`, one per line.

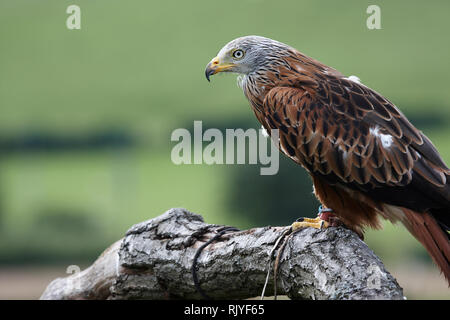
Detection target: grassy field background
<box><xmin>0</xmin><ymin>0</ymin><xmax>449</xmax><ymax>299</ymax></box>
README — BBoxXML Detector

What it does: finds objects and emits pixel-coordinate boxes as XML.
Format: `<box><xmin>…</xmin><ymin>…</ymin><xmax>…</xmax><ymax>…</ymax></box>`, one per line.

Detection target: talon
<box><xmin>320</xmin><ymin>220</ymin><xmax>329</xmax><ymax>229</ymax></box>
<box><xmin>291</xmin><ymin>216</ymin><xmax>329</xmax><ymax>231</ymax></box>
<box><xmin>292</xmin><ymin>205</ymin><xmax>338</xmax><ymax>231</ymax></box>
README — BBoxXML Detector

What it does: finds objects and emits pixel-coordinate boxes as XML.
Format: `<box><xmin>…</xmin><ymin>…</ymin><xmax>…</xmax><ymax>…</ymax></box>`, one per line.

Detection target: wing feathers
<box><xmin>262</xmin><ymin>78</ymin><xmax>448</xmax><ymax>193</ymax></box>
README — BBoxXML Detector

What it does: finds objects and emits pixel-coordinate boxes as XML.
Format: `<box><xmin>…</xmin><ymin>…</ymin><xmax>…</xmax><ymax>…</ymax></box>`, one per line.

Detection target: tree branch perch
<box><xmin>40</xmin><ymin>208</ymin><xmax>404</xmax><ymax>300</ymax></box>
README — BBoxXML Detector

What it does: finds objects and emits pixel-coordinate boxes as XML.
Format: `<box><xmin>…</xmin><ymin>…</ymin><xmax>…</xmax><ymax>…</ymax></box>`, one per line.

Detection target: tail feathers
<box><xmin>401</xmin><ymin>208</ymin><xmax>450</xmax><ymax>285</ymax></box>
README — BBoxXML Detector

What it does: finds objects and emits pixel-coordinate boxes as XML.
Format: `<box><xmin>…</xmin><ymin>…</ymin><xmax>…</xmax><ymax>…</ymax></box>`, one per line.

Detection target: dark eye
<box><xmin>232</xmin><ymin>49</ymin><xmax>245</xmax><ymax>59</ymax></box>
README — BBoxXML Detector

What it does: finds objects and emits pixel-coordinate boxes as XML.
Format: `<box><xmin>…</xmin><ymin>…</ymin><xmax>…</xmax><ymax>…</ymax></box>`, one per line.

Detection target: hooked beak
<box><xmin>205</xmin><ymin>57</ymin><xmax>236</xmax><ymax>82</ymax></box>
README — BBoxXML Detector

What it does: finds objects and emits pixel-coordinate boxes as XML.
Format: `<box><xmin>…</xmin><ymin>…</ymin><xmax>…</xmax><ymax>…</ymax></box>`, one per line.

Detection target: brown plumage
<box><xmin>205</xmin><ymin>36</ymin><xmax>450</xmax><ymax>283</ymax></box>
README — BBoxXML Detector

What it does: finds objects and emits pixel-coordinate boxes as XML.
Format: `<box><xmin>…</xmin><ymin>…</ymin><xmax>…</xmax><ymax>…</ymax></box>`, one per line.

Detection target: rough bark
<box><xmin>40</xmin><ymin>208</ymin><xmax>404</xmax><ymax>300</ymax></box>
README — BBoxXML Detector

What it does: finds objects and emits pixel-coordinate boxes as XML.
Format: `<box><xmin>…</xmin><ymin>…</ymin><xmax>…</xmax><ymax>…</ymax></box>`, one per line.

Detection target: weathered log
<box><xmin>40</xmin><ymin>208</ymin><xmax>404</xmax><ymax>300</ymax></box>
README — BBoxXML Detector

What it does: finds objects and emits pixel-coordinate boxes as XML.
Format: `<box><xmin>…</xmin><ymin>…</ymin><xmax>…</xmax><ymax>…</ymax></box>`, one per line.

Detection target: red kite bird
<box><xmin>205</xmin><ymin>36</ymin><xmax>450</xmax><ymax>283</ymax></box>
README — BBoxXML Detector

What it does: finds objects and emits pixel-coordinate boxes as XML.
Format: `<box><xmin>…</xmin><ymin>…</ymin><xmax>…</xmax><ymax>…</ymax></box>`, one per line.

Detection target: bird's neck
<box><xmin>240</xmin><ymin>72</ymin><xmax>276</xmax><ymax>113</ymax></box>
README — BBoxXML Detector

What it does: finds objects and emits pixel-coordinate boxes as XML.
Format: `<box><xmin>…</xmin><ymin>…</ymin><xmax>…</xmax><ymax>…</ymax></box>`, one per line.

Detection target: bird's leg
<box><xmin>291</xmin><ymin>205</ymin><xmax>338</xmax><ymax>230</ymax></box>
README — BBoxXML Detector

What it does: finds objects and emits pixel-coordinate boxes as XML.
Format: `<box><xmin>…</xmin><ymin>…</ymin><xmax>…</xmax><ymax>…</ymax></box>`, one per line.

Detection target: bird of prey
<box><xmin>205</xmin><ymin>36</ymin><xmax>450</xmax><ymax>283</ymax></box>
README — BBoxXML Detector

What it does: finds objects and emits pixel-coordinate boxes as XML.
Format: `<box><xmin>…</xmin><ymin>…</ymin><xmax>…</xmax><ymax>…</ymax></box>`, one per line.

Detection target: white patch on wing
<box><xmin>380</xmin><ymin>134</ymin><xmax>393</xmax><ymax>148</ymax></box>
<box><xmin>347</xmin><ymin>75</ymin><xmax>361</xmax><ymax>83</ymax></box>
<box><xmin>369</xmin><ymin>126</ymin><xmax>380</xmax><ymax>136</ymax></box>
<box><xmin>370</xmin><ymin>126</ymin><xmax>393</xmax><ymax>148</ymax></box>
<box><xmin>338</xmin><ymin>145</ymin><xmax>349</xmax><ymax>159</ymax></box>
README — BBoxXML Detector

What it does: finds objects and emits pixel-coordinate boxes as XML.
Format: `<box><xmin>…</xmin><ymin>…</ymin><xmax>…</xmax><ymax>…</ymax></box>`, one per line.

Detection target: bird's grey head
<box><xmin>205</xmin><ymin>35</ymin><xmax>292</xmax><ymax>81</ymax></box>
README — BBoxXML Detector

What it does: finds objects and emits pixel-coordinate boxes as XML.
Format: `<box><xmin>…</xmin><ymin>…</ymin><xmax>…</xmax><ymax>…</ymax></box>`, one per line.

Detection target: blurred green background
<box><xmin>0</xmin><ymin>0</ymin><xmax>449</xmax><ymax>299</ymax></box>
